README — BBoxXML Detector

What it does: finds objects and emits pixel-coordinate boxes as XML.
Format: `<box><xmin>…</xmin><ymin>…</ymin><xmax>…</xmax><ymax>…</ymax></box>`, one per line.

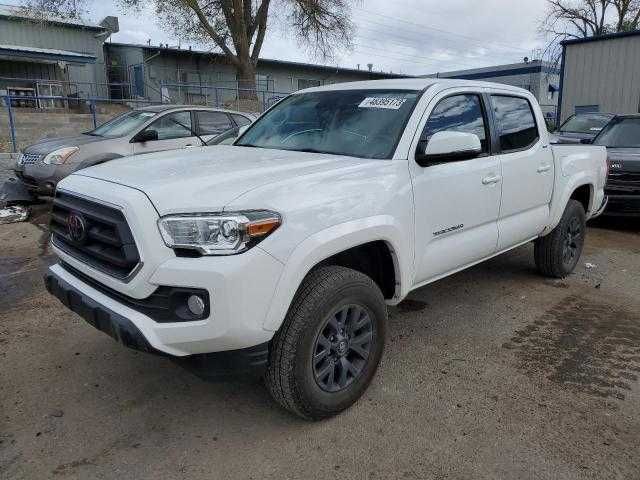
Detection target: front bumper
<box><xmin>603</xmin><ymin>194</ymin><xmax>640</xmax><ymax>216</ymax></box>
<box><xmin>13</xmin><ymin>162</ymin><xmax>72</xmax><ymax>195</ymax></box>
<box><xmin>45</xmin><ymin>266</ymin><xmax>272</xmax><ymax>377</ymax></box>
<box><xmin>45</xmin><ymin>248</ymin><xmax>281</xmax><ymax>357</ymax></box>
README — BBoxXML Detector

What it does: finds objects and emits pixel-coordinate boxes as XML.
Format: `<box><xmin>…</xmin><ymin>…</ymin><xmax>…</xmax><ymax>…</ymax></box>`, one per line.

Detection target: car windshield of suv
<box><xmin>559</xmin><ymin>114</ymin><xmax>612</xmax><ymax>134</ymax></box>
<box><xmin>236</xmin><ymin>89</ymin><xmax>421</xmax><ymax>159</ymax></box>
<box><xmin>593</xmin><ymin>118</ymin><xmax>640</xmax><ymax>148</ymax></box>
<box><xmin>89</xmin><ymin>110</ymin><xmax>157</xmax><ymax>138</ymax></box>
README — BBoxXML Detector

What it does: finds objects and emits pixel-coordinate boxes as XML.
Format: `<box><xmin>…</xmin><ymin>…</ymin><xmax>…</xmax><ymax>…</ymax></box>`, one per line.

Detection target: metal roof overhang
<box><xmin>0</xmin><ymin>45</ymin><xmax>96</xmax><ymax>64</ymax></box>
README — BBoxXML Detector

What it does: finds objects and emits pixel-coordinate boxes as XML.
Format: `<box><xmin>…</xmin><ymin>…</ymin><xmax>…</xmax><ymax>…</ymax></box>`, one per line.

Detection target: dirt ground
<box><xmin>1</xmin><ymin>205</ymin><xmax>640</xmax><ymax>480</ymax></box>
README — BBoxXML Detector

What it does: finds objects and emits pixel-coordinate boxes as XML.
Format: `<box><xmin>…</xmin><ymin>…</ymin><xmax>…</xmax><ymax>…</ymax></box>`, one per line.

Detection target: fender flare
<box><xmin>261</xmin><ymin>215</ymin><xmax>412</xmax><ymax>332</ymax></box>
<box><xmin>546</xmin><ymin>174</ymin><xmax>595</xmax><ymax>233</ymax></box>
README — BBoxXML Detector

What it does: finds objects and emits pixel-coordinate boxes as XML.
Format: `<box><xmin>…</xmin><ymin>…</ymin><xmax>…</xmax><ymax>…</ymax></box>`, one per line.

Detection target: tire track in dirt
<box><xmin>504</xmin><ymin>294</ymin><xmax>640</xmax><ymax>401</ymax></box>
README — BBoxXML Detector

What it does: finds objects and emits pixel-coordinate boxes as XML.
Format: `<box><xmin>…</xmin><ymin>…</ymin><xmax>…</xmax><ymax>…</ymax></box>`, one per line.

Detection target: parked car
<box><xmin>13</xmin><ymin>105</ymin><xmax>255</xmax><ymax>196</ymax></box>
<box><xmin>550</xmin><ymin>112</ymin><xmax>615</xmax><ymax>144</ymax></box>
<box><xmin>44</xmin><ymin>79</ymin><xmax>607</xmax><ymax>420</ymax></box>
<box><xmin>592</xmin><ymin>115</ymin><xmax>640</xmax><ymax>216</ymax></box>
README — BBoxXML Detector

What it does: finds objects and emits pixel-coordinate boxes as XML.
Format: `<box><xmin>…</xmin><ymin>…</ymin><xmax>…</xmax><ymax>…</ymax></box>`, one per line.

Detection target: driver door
<box><xmin>410</xmin><ymin>91</ymin><xmax>502</xmax><ymax>284</ymax></box>
<box><xmin>132</xmin><ymin>111</ymin><xmax>199</xmax><ymax>154</ymax></box>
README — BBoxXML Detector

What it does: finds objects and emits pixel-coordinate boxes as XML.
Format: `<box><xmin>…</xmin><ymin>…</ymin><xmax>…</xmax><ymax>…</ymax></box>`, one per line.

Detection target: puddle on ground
<box><xmin>504</xmin><ymin>295</ymin><xmax>640</xmax><ymax>401</ymax></box>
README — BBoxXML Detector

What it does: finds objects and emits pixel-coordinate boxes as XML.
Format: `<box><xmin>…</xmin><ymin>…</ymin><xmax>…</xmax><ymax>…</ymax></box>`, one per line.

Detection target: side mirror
<box><xmin>132</xmin><ymin>129</ymin><xmax>158</xmax><ymax>143</ymax></box>
<box><xmin>580</xmin><ymin>138</ymin><xmax>593</xmax><ymax>144</ymax></box>
<box><xmin>415</xmin><ymin>131</ymin><xmax>482</xmax><ymax>167</ymax></box>
<box><xmin>237</xmin><ymin>125</ymin><xmax>249</xmax><ymax>137</ymax></box>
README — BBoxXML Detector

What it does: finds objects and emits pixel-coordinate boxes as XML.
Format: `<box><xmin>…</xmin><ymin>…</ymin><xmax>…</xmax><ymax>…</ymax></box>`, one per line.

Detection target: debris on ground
<box><xmin>0</xmin><ymin>178</ymin><xmax>37</xmax><ymax>207</ymax></box>
<box><xmin>0</xmin><ymin>205</ymin><xmax>30</xmax><ymax>224</ymax></box>
<box><xmin>585</xmin><ymin>262</ymin><xmax>597</xmax><ymax>269</ymax></box>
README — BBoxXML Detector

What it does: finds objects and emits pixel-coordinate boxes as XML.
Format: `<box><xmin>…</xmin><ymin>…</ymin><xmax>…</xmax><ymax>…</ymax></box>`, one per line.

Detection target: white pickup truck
<box><xmin>44</xmin><ymin>79</ymin><xmax>607</xmax><ymax>420</ymax></box>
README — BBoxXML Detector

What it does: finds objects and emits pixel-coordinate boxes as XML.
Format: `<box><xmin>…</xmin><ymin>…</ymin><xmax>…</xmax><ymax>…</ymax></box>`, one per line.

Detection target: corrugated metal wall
<box><xmin>561</xmin><ymin>35</ymin><xmax>640</xmax><ymax>122</ymax></box>
<box><xmin>0</xmin><ymin>17</ymin><xmax>107</xmax><ymax>88</ymax></box>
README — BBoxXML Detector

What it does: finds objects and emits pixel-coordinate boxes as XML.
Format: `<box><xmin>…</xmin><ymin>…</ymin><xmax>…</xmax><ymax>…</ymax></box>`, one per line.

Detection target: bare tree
<box><xmin>144</xmin><ymin>0</ymin><xmax>355</xmax><ymax>95</ymax></box>
<box><xmin>611</xmin><ymin>0</ymin><xmax>640</xmax><ymax>30</ymax></box>
<box><xmin>17</xmin><ymin>0</ymin><xmax>87</xmax><ymax>20</ymax></box>
<box><xmin>540</xmin><ymin>0</ymin><xmax>640</xmax><ymax>67</ymax></box>
<box><xmin>19</xmin><ymin>0</ymin><xmax>355</xmax><ymax>97</ymax></box>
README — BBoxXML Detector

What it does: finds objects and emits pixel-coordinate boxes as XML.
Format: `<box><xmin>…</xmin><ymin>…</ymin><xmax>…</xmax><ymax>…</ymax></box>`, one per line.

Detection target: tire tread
<box><xmin>265</xmin><ymin>266</ymin><xmax>384</xmax><ymax>420</ymax></box>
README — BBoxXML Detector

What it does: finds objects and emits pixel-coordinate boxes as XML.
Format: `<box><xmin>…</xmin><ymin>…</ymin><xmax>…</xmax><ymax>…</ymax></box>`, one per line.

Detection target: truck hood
<box><xmin>24</xmin><ymin>134</ymin><xmax>105</xmax><ymax>155</ymax></box>
<box><xmin>73</xmin><ymin>145</ymin><xmax>379</xmax><ymax>215</ymax></box>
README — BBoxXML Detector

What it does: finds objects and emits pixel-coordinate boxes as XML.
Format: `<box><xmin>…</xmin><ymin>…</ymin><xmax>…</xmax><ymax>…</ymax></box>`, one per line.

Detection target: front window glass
<box><xmin>491</xmin><ymin>95</ymin><xmax>539</xmax><ymax>152</ymax></box>
<box><xmin>421</xmin><ymin>94</ymin><xmax>489</xmax><ymax>153</ymax></box>
<box><xmin>593</xmin><ymin>118</ymin><xmax>640</xmax><ymax>148</ymax></box>
<box><xmin>560</xmin><ymin>114</ymin><xmax>612</xmax><ymax>134</ymax></box>
<box><xmin>236</xmin><ymin>89</ymin><xmax>421</xmax><ymax>159</ymax></box>
<box><xmin>90</xmin><ymin>110</ymin><xmax>156</xmax><ymax>138</ymax></box>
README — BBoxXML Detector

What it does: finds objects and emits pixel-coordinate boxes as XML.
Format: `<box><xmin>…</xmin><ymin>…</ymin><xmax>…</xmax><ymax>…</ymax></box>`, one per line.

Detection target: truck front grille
<box><xmin>606</xmin><ymin>172</ymin><xmax>640</xmax><ymax>195</ymax></box>
<box><xmin>50</xmin><ymin>192</ymin><xmax>141</xmax><ymax>280</ymax></box>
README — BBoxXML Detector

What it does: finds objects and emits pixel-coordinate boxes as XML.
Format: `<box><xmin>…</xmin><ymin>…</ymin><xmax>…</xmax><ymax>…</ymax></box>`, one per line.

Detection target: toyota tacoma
<box><xmin>44</xmin><ymin>79</ymin><xmax>608</xmax><ymax>420</ymax></box>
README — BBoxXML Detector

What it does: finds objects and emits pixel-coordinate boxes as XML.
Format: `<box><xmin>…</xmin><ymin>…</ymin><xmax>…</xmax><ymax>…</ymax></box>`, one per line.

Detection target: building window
<box><xmin>255</xmin><ymin>74</ymin><xmax>270</xmax><ymax>91</ymax></box>
<box><xmin>297</xmin><ymin>78</ymin><xmax>321</xmax><ymax>90</ymax></box>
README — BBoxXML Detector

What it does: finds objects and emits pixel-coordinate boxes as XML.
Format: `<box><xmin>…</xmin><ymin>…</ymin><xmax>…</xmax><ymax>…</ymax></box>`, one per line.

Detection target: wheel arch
<box><xmin>262</xmin><ymin>216</ymin><xmax>411</xmax><ymax>332</ymax></box>
<box><xmin>547</xmin><ymin>178</ymin><xmax>596</xmax><ymax>233</ymax></box>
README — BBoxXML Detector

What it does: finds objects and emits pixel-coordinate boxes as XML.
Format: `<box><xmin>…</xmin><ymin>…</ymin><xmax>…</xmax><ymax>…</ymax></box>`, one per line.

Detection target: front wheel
<box><xmin>265</xmin><ymin>266</ymin><xmax>387</xmax><ymax>420</ymax></box>
<box><xmin>534</xmin><ymin>199</ymin><xmax>586</xmax><ymax>278</ymax></box>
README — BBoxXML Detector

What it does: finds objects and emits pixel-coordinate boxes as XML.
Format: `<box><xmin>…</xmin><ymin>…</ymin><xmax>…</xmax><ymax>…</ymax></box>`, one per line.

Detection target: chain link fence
<box><xmin>1</xmin><ymin>85</ymin><xmax>291</xmax><ymax>154</ymax></box>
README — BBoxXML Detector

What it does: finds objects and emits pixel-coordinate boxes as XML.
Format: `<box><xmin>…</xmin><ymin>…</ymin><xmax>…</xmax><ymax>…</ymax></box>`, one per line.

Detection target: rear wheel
<box><xmin>265</xmin><ymin>266</ymin><xmax>387</xmax><ymax>420</ymax></box>
<box><xmin>534</xmin><ymin>199</ymin><xmax>586</xmax><ymax>278</ymax></box>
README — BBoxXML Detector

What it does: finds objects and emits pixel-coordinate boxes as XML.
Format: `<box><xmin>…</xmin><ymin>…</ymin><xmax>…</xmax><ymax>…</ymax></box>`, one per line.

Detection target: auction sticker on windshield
<box><xmin>359</xmin><ymin>97</ymin><xmax>407</xmax><ymax>109</ymax></box>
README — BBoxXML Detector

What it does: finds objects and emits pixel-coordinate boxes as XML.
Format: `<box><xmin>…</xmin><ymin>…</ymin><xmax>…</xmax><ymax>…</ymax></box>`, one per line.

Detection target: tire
<box><xmin>534</xmin><ymin>199</ymin><xmax>586</xmax><ymax>278</ymax></box>
<box><xmin>265</xmin><ymin>266</ymin><xmax>387</xmax><ymax>420</ymax></box>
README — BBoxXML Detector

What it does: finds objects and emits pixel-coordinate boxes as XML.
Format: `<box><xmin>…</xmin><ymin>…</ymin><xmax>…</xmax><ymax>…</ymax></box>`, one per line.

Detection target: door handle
<box><xmin>185</xmin><ymin>144</ymin><xmax>197</xmax><ymax>148</ymax></box>
<box><xmin>482</xmin><ymin>174</ymin><xmax>502</xmax><ymax>185</ymax></box>
<box><xmin>537</xmin><ymin>164</ymin><xmax>551</xmax><ymax>173</ymax></box>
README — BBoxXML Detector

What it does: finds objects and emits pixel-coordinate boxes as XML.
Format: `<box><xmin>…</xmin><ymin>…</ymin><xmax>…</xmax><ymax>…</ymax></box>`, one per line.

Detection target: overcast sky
<box><xmin>6</xmin><ymin>0</ymin><xmax>550</xmax><ymax>75</ymax></box>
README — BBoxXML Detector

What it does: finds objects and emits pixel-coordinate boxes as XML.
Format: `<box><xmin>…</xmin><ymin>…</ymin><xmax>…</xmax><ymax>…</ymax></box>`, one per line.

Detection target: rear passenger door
<box><xmin>490</xmin><ymin>94</ymin><xmax>554</xmax><ymax>250</ymax></box>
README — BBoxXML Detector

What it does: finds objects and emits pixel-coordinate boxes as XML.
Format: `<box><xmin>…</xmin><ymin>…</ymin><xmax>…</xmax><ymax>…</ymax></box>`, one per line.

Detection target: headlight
<box><xmin>43</xmin><ymin>146</ymin><xmax>79</xmax><ymax>165</ymax></box>
<box><xmin>157</xmin><ymin>210</ymin><xmax>281</xmax><ymax>255</ymax></box>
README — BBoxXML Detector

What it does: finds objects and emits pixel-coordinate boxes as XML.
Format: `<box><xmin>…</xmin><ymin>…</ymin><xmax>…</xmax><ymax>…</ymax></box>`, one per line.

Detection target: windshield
<box><xmin>236</xmin><ymin>89</ymin><xmax>421</xmax><ymax>159</ymax></box>
<box><xmin>90</xmin><ymin>110</ymin><xmax>157</xmax><ymax>138</ymax></box>
<box><xmin>559</xmin><ymin>113</ymin><xmax>612</xmax><ymax>134</ymax></box>
<box><xmin>593</xmin><ymin>118</ymin><xmax>640</xmax><ymax>148</ymax></box>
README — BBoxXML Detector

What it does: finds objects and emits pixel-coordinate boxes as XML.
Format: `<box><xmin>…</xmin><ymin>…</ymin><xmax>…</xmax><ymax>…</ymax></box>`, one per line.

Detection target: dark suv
<box><xmin>593</xmin><ymin>115</ymin><xmax>640</xmax><ymax>216</ymax></box>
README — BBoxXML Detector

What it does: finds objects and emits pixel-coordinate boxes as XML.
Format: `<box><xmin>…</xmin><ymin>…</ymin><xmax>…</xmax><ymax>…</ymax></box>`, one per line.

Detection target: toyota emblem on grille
<box><xmin>67</xmin><ymin>212</ymin><xmax>87</xmax><ymax>243</ymax></box>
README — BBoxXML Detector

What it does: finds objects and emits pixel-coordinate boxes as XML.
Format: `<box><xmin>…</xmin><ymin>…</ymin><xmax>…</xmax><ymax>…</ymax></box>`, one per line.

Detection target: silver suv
<box><xmin>13</xmin><ymin>105</ymin><xmax>255</xmax><ymax>195</ymax></box>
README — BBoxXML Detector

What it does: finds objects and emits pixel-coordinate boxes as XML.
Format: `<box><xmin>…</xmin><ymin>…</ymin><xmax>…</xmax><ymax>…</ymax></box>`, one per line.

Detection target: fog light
<box><xmin>187</xmin><ymin>295</ymin><xmax>206</xmax><ymax>316</ymax></box>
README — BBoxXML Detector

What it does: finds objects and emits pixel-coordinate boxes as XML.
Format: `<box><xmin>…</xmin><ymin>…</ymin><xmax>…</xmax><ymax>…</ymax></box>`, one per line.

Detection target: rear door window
<box><xmin>196</xmin><ymin>111</ymin><xmax>233</xmax><ymax>135</ymax></box>
<box><xmin>491</xmin><ymin>95</ymin><xmax>539</xmax><ymax>152</ymax></box>
<box><xmin>232</xmin><ymin>114</ymin><xmax>252</xmax><ymax>127</ymax></box>
<box><xmin>149</xmin><ymin>111</ymin><xmax>193</xmax><ymax>140</ymax></box>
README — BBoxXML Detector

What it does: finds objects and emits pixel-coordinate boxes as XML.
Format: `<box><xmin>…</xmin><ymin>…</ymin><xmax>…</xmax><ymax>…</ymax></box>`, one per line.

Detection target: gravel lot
<box><xmin>1</xmin><ymin>206</ymin><xmax>639</xmax><ymax>480</ymax></box>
